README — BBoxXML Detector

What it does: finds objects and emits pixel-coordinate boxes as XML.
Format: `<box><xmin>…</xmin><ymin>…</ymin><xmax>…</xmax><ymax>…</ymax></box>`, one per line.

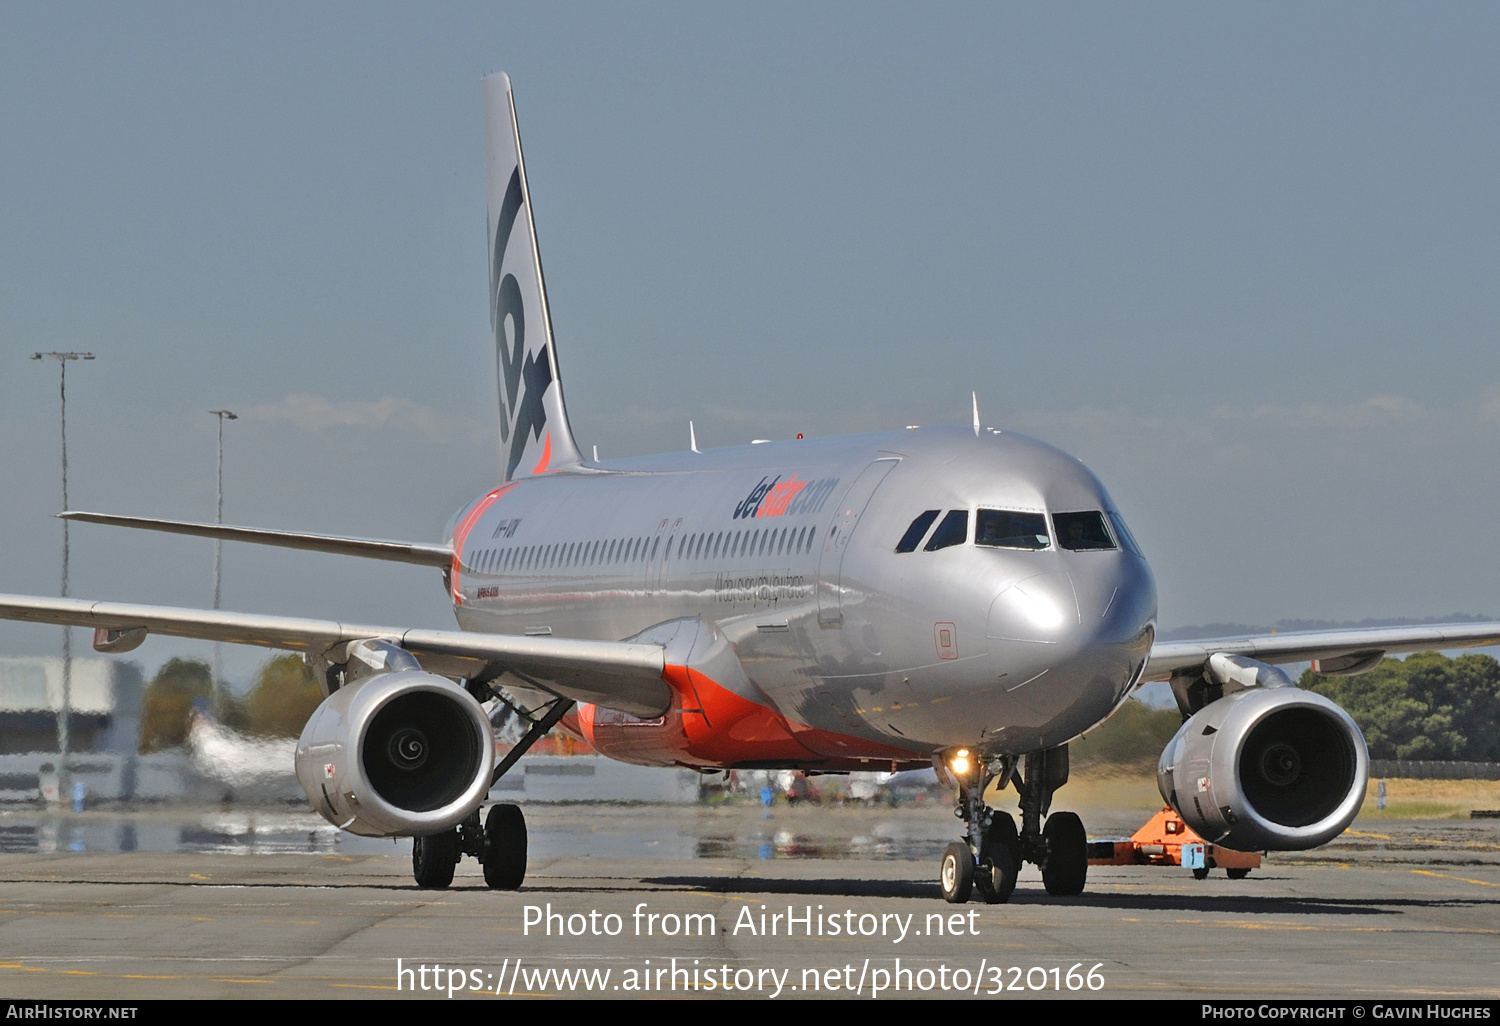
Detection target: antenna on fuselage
<box><xmin>593</xmin><ymin>444</ymin><xmax>599</xmax><ymax>461</ymax></box>
<box><xmin>689</xmin><ymin>421</ymin><xmax>701</xmax><ymax>454</ymax></box>
<box><xmin>972</xmin><ymin>392</ymin><xmax>980</xmax><ymax>437</ymax></box>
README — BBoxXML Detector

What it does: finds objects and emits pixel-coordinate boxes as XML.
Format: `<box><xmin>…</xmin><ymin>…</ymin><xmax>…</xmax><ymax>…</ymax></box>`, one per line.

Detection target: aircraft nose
<box><xmin>986</xmin><ymin>572</ymin><xmax>1079</xmax><ymax>645</ymax></box>
<box><xmin>980</xmin><ymin>557</ymin><xmax>1156</xmax><ymax>749</ymax></box>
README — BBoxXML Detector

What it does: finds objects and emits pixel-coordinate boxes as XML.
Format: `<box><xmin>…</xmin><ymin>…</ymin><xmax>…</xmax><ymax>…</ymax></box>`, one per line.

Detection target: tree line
<box><xmin>134</xmin><ymin>649</ymin><xmax>1500</xmax><ymax>764</ymax></box>
<box><xmin>1072</xmin><ymin>651</ymin><xmax>1500</xmax><ymax>769</ymax></box>
<box><xmin>138</xmin><ymin>654</ymin><xmax>323</xmax><ymax>753</ymax></box>
<box><xmin>1300</xmin><ymin>651</ymin><xmax>1500</xmax><ymax>762</ymax></box>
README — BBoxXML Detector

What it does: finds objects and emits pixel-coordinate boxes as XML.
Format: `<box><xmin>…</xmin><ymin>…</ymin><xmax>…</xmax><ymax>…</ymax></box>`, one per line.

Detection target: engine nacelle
<box><xmin>295</xmin><ymin>667</ymin><xmax>495</xmax><ymax>837</ymax></box>
<box><xmin>1157</xmin><ymin>686</ymin><xmax>1367</xmax><ymax>851</ymax></box>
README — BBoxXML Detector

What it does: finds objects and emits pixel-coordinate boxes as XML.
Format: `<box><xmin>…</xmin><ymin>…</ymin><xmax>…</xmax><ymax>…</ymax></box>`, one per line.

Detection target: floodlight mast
<box><xmin>29</xmin><ymin>351</ymin><xmax>94</xmax><ymax>778</ymax></box>
<box><xmin>209</xmin><ymin>410</ymin><xmax>237</xmax><ymax>702</ymax></box>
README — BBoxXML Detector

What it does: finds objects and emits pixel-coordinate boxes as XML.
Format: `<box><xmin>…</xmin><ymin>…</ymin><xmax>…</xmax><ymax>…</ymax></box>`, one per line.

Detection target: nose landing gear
<box><xmin>939</xmin><ymin>745</ymin><xmax>1086</xmax><ymax>902</ymax></box>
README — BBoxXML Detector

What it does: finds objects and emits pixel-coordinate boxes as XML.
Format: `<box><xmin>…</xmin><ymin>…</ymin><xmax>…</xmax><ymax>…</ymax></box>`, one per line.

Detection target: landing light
<box><xmin>950</xmin><ymin>749</ymin><xmax>971</xmax><ymax>776</ymax></box>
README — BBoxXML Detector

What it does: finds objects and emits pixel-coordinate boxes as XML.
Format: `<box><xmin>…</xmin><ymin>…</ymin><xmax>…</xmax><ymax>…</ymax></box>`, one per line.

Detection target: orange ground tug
<box><xmin>1087</xmin><ymin>807</ymin><xmax>1262</xmax><ymax>879</ymax></box>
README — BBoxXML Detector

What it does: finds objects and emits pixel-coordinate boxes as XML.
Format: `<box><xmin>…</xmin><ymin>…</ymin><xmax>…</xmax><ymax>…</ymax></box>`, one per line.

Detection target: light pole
<box><xmin>209</xmin><ymin>410</ymin><xmax>236</xmax><ymax>703</ymax></box>
<box><xmin>30</xmin><ymin>351</ymin><xmax>95</xmax><ymax>772</ymax></box>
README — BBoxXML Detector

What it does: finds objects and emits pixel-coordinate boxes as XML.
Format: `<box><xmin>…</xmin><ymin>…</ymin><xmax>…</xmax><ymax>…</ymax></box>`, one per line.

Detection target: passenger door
<box><xmin>816</xmin><ymin>458</ymin><xmax>899</xmax><ymax>625</ymax></box>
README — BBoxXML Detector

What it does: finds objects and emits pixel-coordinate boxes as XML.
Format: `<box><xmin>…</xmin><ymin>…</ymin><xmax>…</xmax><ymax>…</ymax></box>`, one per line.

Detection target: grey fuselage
<box><xmin>447</xmin><ymin>425</ymin><xmax>1158</xmax><ymax>761</ymax></box>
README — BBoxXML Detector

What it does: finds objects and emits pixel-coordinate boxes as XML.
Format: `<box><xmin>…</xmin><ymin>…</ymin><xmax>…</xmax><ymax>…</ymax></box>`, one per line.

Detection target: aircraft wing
<box><xmin>1144</xmin><ymin>621</ymin><xmax>1500</xmax><ymax>681</ymax></box>
<box><xmin>58</xmin><ymin>511</ymin><xmax>453</xmax><ymax>568</ymax></box>
<box><xmin>0</xmin><ymin>593</ymin><xmax>671</xmax><ymax>718</ymax></box>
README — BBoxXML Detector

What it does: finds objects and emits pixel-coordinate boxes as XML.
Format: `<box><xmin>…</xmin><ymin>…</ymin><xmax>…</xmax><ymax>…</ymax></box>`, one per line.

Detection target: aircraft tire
<box><xmin>976</xmin><ymin>812</ymin><xmax>1019</xmax><ymax>903</ymax></box>
<box><xmin>1040</xmin><ymin>812</ymin><xmax>1088</xmax><ymax>896</ymax></box>
<box><xmin>940</xmin><ymin>841</ymin><xmax>974</xmax><ymax>903</ymax></box>
<box><xmin>412</xmin><ymin>829</ymin><xmax>460</xmax><ymax>889</ymax></box>
<box><xmin>482</xmin><ymin>803</ymin><xmax>527</xmax><ymax>890</ymax></box>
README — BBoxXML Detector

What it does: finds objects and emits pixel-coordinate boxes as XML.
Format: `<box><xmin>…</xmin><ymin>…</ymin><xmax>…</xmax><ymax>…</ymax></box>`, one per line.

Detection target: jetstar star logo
<box><xmin>732</xmin><ymin>475</ymin><xmax>840</xmax><ymax>520</ymax></box>
<box><xmin>492</xmin><ymin>165</ymin><xmax>553</xmax><ymax>481</ymax></box>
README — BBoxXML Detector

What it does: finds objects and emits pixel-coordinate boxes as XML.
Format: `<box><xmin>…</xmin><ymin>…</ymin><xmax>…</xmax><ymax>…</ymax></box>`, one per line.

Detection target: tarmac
<box><xmin>0</xmin><ymin>801</ymin><xmax>1497</xmax><ymax>1001</ymax></box>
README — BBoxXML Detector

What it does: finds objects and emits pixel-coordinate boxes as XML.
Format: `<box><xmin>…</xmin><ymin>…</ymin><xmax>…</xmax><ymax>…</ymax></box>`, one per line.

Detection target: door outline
<box><xmin>816</xmin><ymin>458</ymin><xmax>900</xmax><ymax>625</ymax></box>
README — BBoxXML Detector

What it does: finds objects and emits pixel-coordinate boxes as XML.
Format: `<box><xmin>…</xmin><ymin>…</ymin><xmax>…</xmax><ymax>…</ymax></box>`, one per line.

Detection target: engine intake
<box><xmin>1157</xmin><ymin>686</ymin><xmax>1367</xmax><ymax>851</ymax></box>
<box><xmin>295</xmin><ymin>662</ymin><xmax>495</xmax><ymax>837</ymax></box>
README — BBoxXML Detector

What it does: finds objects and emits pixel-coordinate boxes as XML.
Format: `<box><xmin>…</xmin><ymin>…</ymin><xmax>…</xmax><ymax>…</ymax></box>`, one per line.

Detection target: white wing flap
<box><xmin>1145</xmin><ymin>622</ymin><xmax>1500</xmax><ymax>682</ymax></box>
<box><xmin>0</xmin><ymin>593</ymin><xmax>670</xmax><ymax>717</ymax></box>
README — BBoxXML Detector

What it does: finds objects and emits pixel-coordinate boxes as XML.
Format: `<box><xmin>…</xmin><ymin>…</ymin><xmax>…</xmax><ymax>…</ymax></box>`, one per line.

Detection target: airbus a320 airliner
<box><xmin>5</xmin><ymin>73</ymin><xmax>1498</xmax><ymax>902</ymax></box>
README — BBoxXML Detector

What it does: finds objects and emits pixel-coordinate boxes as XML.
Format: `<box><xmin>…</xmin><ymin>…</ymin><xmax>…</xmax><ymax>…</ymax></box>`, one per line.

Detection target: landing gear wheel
<box><xmin>1192</xmin><ymin>866</ymin><xmax>1210</xmax><ymax>881</ymax></box>
<box><xmin>976</xmin><ymin>812</ymin><xmax>1019</xmax><ymax>904</ymax></box>
<box><xmin>412</xmin><ymin>829</ymin><xmax>460</xmax><ymax>888</ymax></box>
<box><xmin>940</xmin><ymin>841</ymin><xmax>974</xmax><ymax>903</ymax></box>
<box><xmin>482</xmin><ymin>803</ymin><xmax>527</xmax><ymax>890</ymax></box>
<box><xmin>1226</xmin><ymin>867</ymin><xmax>1251</xmax><ymax>880</ymax></box>
<box><xmin>1040</xmin><ymin>811</ymin><xmax>1088</xmax><ymax>896</ymax></box>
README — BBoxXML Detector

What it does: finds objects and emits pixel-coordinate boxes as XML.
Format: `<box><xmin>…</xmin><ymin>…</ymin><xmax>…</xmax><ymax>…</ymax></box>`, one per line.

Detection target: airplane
<box><xmin>4</xmin><ymin>71</ymin><xmax>1499</xmax><ymax>902</ymax></box>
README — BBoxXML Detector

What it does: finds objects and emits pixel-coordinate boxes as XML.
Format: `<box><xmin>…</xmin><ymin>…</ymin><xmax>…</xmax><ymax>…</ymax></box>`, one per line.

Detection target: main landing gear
<box><xmin>938</xmin><ymin>745</ymin><xmax>1088</xmax><ymax>903</ymax></box>
<box><xmin>412</xmin><ymin>802</ymin><xmax>528</xmax><ymax>890</ymax></box>
<box><xmin>409</xmin><ymin>690</ymin><xmax>573</xmax><ymax>890</ymax></box>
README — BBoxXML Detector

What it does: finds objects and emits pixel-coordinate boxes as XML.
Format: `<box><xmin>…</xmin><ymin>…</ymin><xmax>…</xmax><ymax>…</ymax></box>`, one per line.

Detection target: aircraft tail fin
<box><xmin>484</xmin><ymin>72</ymin><xmax>583</xmax><ymax>481</ymax></box>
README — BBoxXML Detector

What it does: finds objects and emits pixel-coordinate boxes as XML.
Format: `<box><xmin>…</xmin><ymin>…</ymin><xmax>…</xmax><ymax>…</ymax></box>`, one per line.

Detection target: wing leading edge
<box><xmin>0</xmin><ymin>593</ymin><xmax>670</xmax><ymax>718</ymax></box>
<box><xmin>59</xmin><ymin>511</ymin><xmax>453</xmax><ymax>568</ymax></box>
<box><xmin>1145</xmin><ymin>622</ymin><xmax>1500</xmax><ymax>682</ymax></box>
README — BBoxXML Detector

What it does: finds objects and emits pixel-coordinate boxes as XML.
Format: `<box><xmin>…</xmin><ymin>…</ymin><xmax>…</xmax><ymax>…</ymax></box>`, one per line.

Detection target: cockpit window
<box><xmin>1053</xmin><ymin>511</ymin><xmax>1116</xmax><ymax>551</ymax></box>
<box><xmin>1106</xmin><ymin>511</ymin><xmax>1144</xmax><ymax>557</ymax></box>
<box><xmin>895</xmin><ymin>510</ymin><xmax>940</xmax><ymax>553</ymax></box>
<box><xmin>975</xmin><ymin>510</ymin><xmax>1050</xmax><ymax>550</ymax></box>
<box><xmin>924</xmin><ymin>510</ymin><xmax>969</xmax><ymax>551</ymax></box>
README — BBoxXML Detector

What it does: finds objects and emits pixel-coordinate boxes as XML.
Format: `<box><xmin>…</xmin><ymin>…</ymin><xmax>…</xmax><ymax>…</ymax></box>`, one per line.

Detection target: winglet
<box><xmin>972</xmin><ymin>392</ymin><xmax>980</xmax><ymax>437</ymax></box>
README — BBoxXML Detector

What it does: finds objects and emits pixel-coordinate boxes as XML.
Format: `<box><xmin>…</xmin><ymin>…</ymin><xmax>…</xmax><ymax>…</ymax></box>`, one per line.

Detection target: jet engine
<box><xmin>295</xmin><ymin>648</ymin><xmax>495</xmax><ymax>837</ymax></box>
<box><xmin>1157</xmin><ymin>681</ymin><xmax>1368</xmax><ymax>852</ymax></box>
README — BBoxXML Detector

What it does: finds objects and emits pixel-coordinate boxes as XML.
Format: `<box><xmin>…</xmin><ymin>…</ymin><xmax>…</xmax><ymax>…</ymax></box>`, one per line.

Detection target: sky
<box><xmin>2</xmin><ymin>3</ymin><xmax>1498</xmax><ymax>688</ymax></box>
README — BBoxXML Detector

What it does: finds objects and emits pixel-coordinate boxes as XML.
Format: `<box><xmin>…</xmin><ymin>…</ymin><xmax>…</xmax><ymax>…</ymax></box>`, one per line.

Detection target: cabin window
<box><xmin>895</xmin><ymin>510</ymin><xmax>940</xmax><ymax>553</ymax></box>
<box><xmin>924</xmin><ymin>510</ymin><xmax>969</xmax><ymax>551</ymax></box>
<box><xmin>1053</xmin><ymin>511</ymin><xmax>1116</xmax><ymax>551</ymax></box>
